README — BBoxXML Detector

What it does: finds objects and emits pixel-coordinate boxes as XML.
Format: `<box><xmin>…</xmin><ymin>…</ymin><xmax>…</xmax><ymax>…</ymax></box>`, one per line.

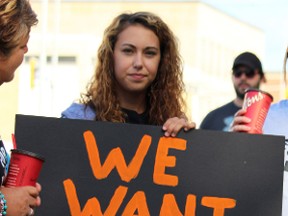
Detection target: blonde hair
<box><xmin>82</xmin><ymin>11</ymin><xmax>187</xmax><ymax>125</ymax></box>
<box><xmin>0</xmin><ymin>0</ymin><xmax>38</xmax><ymax>57</ymax></box>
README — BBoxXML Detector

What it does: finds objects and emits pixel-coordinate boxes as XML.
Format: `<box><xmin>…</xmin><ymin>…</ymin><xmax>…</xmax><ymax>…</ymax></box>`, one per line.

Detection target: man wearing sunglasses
<box><xmin>200</xmin><ymin>52</ymin><xmax>266</xmax><ymax>131</ymax></box>
<box><xmin>231</xmin><ymin>47</ymin><xmax>288</xmax><ymax>215</ymax></box>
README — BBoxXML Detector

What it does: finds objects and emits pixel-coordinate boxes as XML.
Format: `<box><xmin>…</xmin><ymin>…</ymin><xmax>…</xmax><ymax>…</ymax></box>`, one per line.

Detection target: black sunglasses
<box><xmin>233</xmin><ymin>68</ymin><xmax>257</xmax><ymax>78</ymax></box>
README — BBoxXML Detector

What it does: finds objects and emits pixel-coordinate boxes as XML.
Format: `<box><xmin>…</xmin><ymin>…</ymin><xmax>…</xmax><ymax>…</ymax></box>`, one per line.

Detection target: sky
<box><xmin>203</xmin><ymin>0</ymin><xmax>288</xmax><ymax>72</ymax></box>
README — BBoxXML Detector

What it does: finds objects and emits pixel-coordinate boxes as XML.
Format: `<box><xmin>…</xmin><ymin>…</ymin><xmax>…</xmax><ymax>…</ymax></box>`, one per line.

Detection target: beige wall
<box><xmin>0</xmin><ymin>71</ymin><xmax>19</xmax><ymax>144</ymax></box>
<box><xmin>262</xmin><ymin>72</ymin><xmax>286</xmax><ymax>103</ymax></box>
<box><xmin>1</xmin><ymin>1</ymin><xmax>278</xmax><ymax>144</ymax></box>
<box><xmin>27</xmin><ymin>1</ymin><xmax>267</xmax><ymax>121</ymax></box>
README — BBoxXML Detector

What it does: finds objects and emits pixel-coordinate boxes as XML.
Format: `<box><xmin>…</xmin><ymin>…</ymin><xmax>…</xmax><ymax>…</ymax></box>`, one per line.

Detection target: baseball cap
<box><xmin>232</xmin><ymin>52</ymin><xmax>264</xmax><ymax>76</ymax></box>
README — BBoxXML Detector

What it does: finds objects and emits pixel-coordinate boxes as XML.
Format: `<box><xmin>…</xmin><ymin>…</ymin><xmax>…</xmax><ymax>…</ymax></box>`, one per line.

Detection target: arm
<box><xmin>0</xmin><ymin>183</ymin><xmax>41</xmax><ymax>216</ymax></box>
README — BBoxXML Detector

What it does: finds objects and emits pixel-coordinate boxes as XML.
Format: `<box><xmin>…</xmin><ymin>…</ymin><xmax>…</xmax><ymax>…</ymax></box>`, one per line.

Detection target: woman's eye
<box><xmin>122</xmin><ymin>48</ymin><xmax>133</xmax><ymax>54</ymax></box>
<box><xmin>145</xmin><ymin>51</ymin><xmax>157</xmax><ymax>57</ymax></box>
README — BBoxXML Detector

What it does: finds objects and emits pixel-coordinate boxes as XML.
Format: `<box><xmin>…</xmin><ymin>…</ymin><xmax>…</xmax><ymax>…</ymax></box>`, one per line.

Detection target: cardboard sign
<box><xmin>14</xmin><ymin>114</ymin><xmax>285</xmax><ymax>216</ymax></box>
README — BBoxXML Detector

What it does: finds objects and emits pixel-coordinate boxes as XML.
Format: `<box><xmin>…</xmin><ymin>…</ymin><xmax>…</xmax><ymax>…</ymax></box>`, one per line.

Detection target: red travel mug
<box><xmin>4</xmin><ymin>149</ymin><xmax>45</xmax><ymax>187</ymax></box>
<box><xmin>242</xmin><ymin>88</ymin><xmax>273</xmax><ymax>134</ymax></box>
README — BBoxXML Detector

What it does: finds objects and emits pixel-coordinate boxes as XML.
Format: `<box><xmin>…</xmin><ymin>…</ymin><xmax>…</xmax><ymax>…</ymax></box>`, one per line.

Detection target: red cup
<box><xmin>242</xmin><ymin>88</ymin><xmax>273</xmax><ymax>134</ymax></box>
<box><xmin>4</xmin><ymin>149</ymin><xmax>45</xmax><ymax>187</ymax></box>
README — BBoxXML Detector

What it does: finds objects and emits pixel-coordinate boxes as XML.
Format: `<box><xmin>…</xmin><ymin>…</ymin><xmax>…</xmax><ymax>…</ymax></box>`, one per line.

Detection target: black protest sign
<box><xmin>14</xmin><ymin>114</ymin><xmax>285</xmax><ymax>216</ymax></box>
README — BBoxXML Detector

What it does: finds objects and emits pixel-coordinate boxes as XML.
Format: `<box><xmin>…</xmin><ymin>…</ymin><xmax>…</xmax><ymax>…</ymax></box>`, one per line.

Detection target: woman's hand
<box><xmin>229</xmin><ymin>109</ymin><xmax>251</xmax><ymax>132</ymax></box>
<box><xmin>162</xmin><ymin>117</ymin><xmax>196</xmax><ymax>137</ymax></box>
<box><xmin>1</xmin><ymin>182</ymin><xmax>41</xmax><ymax>216</ymax></box>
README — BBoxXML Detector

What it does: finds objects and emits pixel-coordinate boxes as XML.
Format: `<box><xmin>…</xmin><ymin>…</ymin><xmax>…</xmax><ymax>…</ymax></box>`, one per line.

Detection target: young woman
<box><xmin>0</xmin><ymin>0</ymin><xmax>41</xmax><ymax>215</ymax></box>
<box><xmin>62</xmin><ymin>11</ymin><xmax>195</xmax><ymax>137</ymax></box>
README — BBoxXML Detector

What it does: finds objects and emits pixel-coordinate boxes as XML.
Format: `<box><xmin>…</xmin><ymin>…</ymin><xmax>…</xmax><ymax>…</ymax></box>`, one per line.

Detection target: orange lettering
<box><xmin>63</xmin><ymin>178</ymin><xmax>236</xmax><ymax>216</ymax></box>
<box><xmin>160</xmin><ymin>194</ymin><xmax>196</xmax><ymax>216</ymax></box>
<box><xmin>83</xmin><ymin>131</ymin><xmax>152</xmax><ymax>182</ymax></box>
<box><xmin>201</xmin><ymin>196</ymin><xmax>236</xmax><ymax>216</ymax></box>
<box><xmin>63</xmin><ymin>179</ymin><xmax>128</xmax><ymax>216</ymax></box>
<box><xmin>63</xmin><ymin>178</ymin><xmax>102</xmax><ymax>215</ymax></box>
<box><xmin>122</xmin><ymin>191</ymin><xmax>150</xmax><ymax>216</ymax></box>
<box><xmin>104</xmin><ymin>185</ymin><xmax>128</xmax><ymax>216</ymax></box>
<box><xmin>153</xmin><ymin>137</ymin><xmax>186</xmax><ymax>186</ymax></box>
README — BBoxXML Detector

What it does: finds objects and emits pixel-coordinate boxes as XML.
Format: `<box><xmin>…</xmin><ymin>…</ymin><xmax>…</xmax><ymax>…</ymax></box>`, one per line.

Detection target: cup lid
<box><xmin>244</xmin><ymin>88</ymin><xmax>273</xmax><ymax>101</ymax></box>
<box><xmin>11</xmin><ymin>149</ymin><xmax>45</xmax><ymax>162</ymax></box>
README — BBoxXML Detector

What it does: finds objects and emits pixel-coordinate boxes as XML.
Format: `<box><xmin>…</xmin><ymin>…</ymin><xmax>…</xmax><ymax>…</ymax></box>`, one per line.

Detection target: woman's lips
<box><xmin>129</xmin><ymin>73</ymin><xmax>146</xmax><ymax>80</ymax></box>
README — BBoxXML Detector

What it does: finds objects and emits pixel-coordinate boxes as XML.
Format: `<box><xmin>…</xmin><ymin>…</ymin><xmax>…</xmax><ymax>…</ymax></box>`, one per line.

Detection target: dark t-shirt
<box><xmin>200</xmin><ymin>101</ymin><xmax>241</xmax><ymax>131</ymax></box>
<box><xmin>85</xmin><ymin>101</ymin><xmax>149</xmax><ymax>125</ymax></box>
<box><xmin>122</xmin><ymin>108</ymin><xmax>149</xmax><ymax>125</ymax></box>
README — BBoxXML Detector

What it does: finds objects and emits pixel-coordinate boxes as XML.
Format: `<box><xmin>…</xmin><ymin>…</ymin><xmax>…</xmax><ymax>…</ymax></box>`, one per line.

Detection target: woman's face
<box><xmin>0</xmin><ymin>35</ymin><xmax>29</xmax><ymax>85</ymax></box>
<box><xmin>113</xmin><ymin>24</ymin><xmax>161</xmax><ymax>95</ymax></box>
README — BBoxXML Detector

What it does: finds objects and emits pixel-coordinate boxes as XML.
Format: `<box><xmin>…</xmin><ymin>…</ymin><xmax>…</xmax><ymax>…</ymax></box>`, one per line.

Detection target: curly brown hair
<box><xmin>0</xmin><ymin>0</ymin><xmax>38</xmax><ymax>58</ymax></box>
<box><xmin>81</xmin><ymin>11</ymin><xmax>187</xmax><ymax>125</ymax></box>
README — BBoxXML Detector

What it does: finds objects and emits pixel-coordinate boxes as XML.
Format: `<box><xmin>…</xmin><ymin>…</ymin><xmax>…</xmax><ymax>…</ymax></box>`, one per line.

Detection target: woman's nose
<box><xmin>133</xmin><ymin>53</ymin><xmax>143</xmax><ymax>69</ymax></box>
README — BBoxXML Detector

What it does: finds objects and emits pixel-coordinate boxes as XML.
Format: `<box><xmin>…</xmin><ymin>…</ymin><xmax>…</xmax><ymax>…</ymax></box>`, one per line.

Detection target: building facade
<box><xmin>1</xmin><ymin>0</ymin><xmax>280</xmax><ymax>144</ymax></box>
